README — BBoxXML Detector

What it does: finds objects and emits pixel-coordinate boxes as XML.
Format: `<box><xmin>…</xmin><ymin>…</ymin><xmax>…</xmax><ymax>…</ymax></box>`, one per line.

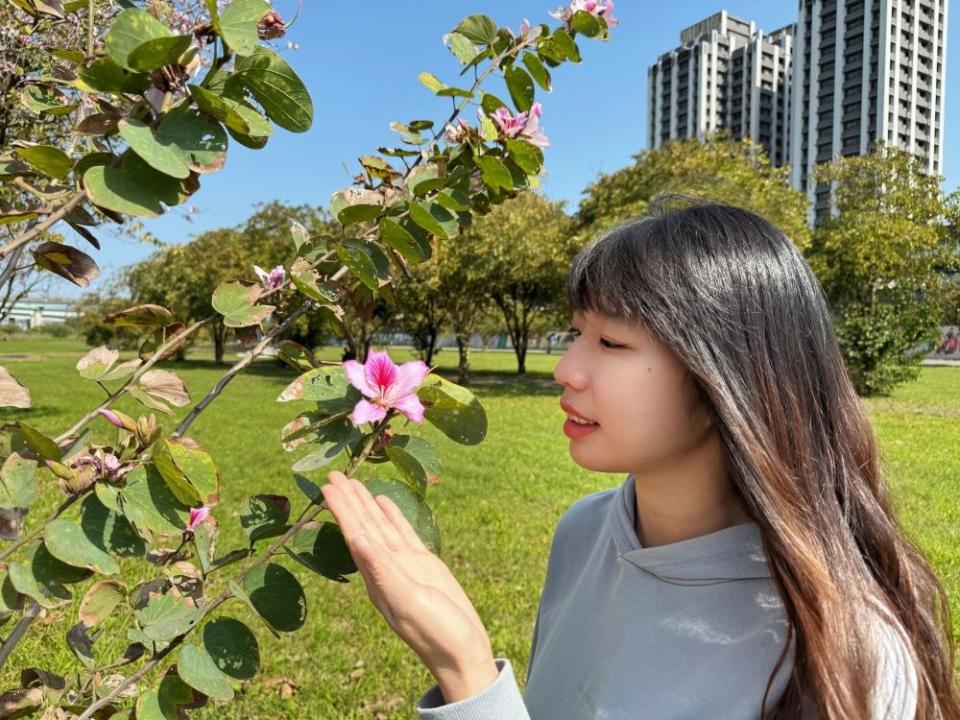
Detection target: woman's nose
<box><xmin>554</xmin><ymin>347</ymin><xmax>586</xmax><ymax>390</ymax></box>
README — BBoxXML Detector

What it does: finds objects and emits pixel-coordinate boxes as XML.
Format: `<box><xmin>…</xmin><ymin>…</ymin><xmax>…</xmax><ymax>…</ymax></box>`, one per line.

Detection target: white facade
<box><xmin>647</xmin><ymin>12</ymin><xmax>795</xmax><ymax>168</ymax></box>
<box><xmin>789</xmin><ymin>0</ymin><xmax>949</xmax><ymax>223</ymax></box>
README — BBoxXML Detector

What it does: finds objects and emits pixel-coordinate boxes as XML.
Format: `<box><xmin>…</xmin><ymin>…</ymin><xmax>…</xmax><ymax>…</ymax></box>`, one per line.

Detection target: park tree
<box><xmin>477</xmin><ymin>191</ymin><xmax>575</xmax><ymax>375</ymax></box>
<box><xmin>391</xmin><ymin>258</ymin><xmax>449</xmax><ymax>366</ymax></box>
<box><xmin>576</xmin><ymin>134</ymin><xmax>812</xmax><ymax>250</ymax></box>
<box><xmin>0</xmin><ymin>2</ymin><xmax>616</xmax><ymax>717</ymax></box>
<box><xmin>809</xmin><ymin>142</ymin><xmax>959</xmax><ymax>395</ymax></box>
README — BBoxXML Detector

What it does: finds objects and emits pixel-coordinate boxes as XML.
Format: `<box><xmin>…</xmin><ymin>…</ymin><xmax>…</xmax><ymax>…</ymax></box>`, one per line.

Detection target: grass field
<box><xmin>0</xmin><ymin>335</ymin><xmax>957</xmax><ymax>718</ymax></box>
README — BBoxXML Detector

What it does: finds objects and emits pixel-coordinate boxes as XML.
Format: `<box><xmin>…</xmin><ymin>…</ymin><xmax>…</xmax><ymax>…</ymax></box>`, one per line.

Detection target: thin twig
<box><xmin>0</xmin><ymin>192</ymin><xmax>87</xmax><ymax>261</ymax></box>
<box><xmin>0</xmin><ymin>601</ymin><xmax>40</xmax><ymax>668</ymax></box>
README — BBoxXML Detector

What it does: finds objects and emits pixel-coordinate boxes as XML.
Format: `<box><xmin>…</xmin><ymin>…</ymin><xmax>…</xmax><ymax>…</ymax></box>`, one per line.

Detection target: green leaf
<box><xmin>80</xmin><ymin>494</ymin><xmax>147</xmax><ymax>557</ymax></box>
<box><xmin>127</xmin><ymin>35</ymin><xmax>193</xmax><ymax>71</ymax></box>
<box><xmin>570</xmin><ymin>9</ymin><xmax>603</xmax><ymax>37</ymax></box>
<box><xmin>0</xmin><ymin>453</ymin><xmax>37</xmax><ymax>509</ymax></box>
<box><xmin>454</xmin><ymin>14</ymin><xmax>498</xmax><ymax>45</ymax></box>
<box><xmin>385</xmin><ymin>435</ymin><xmax>440</xmax><ymax>498</ymax></box>
<box><xmin>290</xmin><ymin>423</ymin><xmax>363</xmax><ymax>473</ymax></box>
<box><xmin>137</xmin><ymin>673</ymin><xmax>194</xmax><ymax>720</ymax></box>
<box><xmin>212</xmin><ymin>280</ymin><xmax>274</xmax><ymax>328</ymax></box>
<box><xmin>234</xmin><ymin>48</ymin><xmax>313</xmax><ymax>132</ymax></box>
<box><xmin>284</xmin><ymin>521</ymin><xmax>356</xmax><ymax>582</ymax></box>
<box><xmin>538</xmin><ymin>27</ymin><xmax>581</xmax><ymax>64</ymax></box>
<box><xmin>178</xmin><ymin>643</ymin><xmax>234</xmax><ymax>701</ymax></box>
<box><xmin>505</xmin><ymin>138</ymin><xmax>544</xmax><ymax>175</ymax></box>
<box><xmin>20</xmin><ymin>85</ymin><xmax>72</xmax><ymax>114</ymax></box>
<box><xmin>79</xmin><ymin>580</ymin><xmax>126</xmax><ymax>627</ymax></box>
<box><xmin>136</xmin><ymin>593</ymin><xmax>202</xmax><ymax>642</ymax></box>
<box><xmin>293</xmin><ymin>473</ymin><xmax>322</xmax><ymax>503</ymax></box>
<box><xmin>6</xmin><ymin>422</ymin><xmax>60</xmax><ymax>462</ymax></box>
<box><xmin>156</xmin><ymin>104</ymin><xmax>229</xmax><ymax>174</ymax></box>
<box><xmin>13</xmin><ymin>145</ymin><xmax>72</xmax><ymax>180</ymax></box>
<box><xmin>417</xmin><ymin>374</ymin><xmax>487</xmax><ymax>445</ymax></box>
<box><xmin>9</xmin><ymin>543</ymin><xmax>90</xmax><ymax>609</ymax></box>
<box><xmin>418</xmin><ymin>71</ymin><xmax>446</xmax><ymax>94</ymax></box>
<box><xmin>119</xmin><ymin>120</ymin><xmax>191</xmax><ymax>179</ymax></box>
<box><xmin>379</xmin><ymin>218</ymin><xmax>431</xmax><ymax>264</ymax></box>
<box><xmin>407</xmin><ymin>165</ymin><xmax>448</xmax><ymax>196</ymax></box>
<box><xmin>480</xmin><ymin>92</ymin><xmax>508</xmax><ymax>116</ymax></box>
<box><xmin>219</xmin><ymin>0</ymin><xmax>270</xmax><ymax>55</ymax></box>
<box><xmin>337</xmin><ymin>239</ymin><xmax>391</xmax><ymax>291</ymax></box>
<box><xmin>479</xmin><ymin>155</ymin><xmax>513</xmax><ymax>192</ymax></box>
<box><xmin>203</xmin><ymin>617</ymin><xmax>260</xmax><ymax>680</ymax></box>
<box><xmin>83</xmin><ymin>163</ymin><xmax>163</xmax><ymax>217</ymax></box>
<box><xmin>522</xmin><ymin>51</ymin><xmax>552</xmax><ymax>92</ymax></box>
<box><xmin>105</xmin><ymin>9</ymin><xmax>173</xmax><ymax>70</ymax></box>
<box><xmin>118</xmin><ymin>464</ymin><xmax>192</xmax><ymax>537</ymax></box>
<box><xmin>444</xmin><ymin>32</ymin><xmax>479</xmax><ymax>65</ymax></box>
<box><xmin>77</xmin><ymin>57</ymin><xmax>150</xmax><ymax>93</ymax></box>
<box><xmin>44</xmin><ymin>519</ymin><xmax>120</xmax><ymax>575</ymax></box>
<box><xmin>276</xmin><ymin>366</ymin><xmax>349</xmax><ymax>403</ymax></box>
<box><xmin>239</xmin><ymin>494</ymin><xmax>290</xmax><ymax>544</ymax></box>
<box><xmin>504</xmin><ymin>65</ymin><xmax>534</xmax><ymax>113</ymax></box>
<box><xmin>408</xmin><ymin>200</ymin><xmax>459</xmax><ymax>240</ymax></box>
<box><xmin>152</xmin><ymin>437</ymin><xmax>221</xmax><ymax>507</ymax></box>
<box><xmin>242</xmin><ymin>563</ymin><xmax>306</xmax><ymax>632</ymax></box>
<box><xmin>189</xmin><ymin>84</ymin><xmax>273</xmax><ymax>137</ymax></box>
<box><xmin>365</xmin><ymin>479</ymin><xmax>441</xmax><ymax>555</ymax></box>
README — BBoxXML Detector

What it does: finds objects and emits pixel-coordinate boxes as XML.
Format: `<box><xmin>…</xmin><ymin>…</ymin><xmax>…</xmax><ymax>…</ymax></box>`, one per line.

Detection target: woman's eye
<box><xmin>600</xmin><ymin>338</ymin><xmax>623</xmax><ymax>349</ymax></box>
<box><xmin>567</xmin><ymin>327</ymin><xmax>581</xmax><ymax>338</ymax></box>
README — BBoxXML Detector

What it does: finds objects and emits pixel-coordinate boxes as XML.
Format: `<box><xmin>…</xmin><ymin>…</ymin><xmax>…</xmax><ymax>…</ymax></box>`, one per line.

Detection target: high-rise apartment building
<box><xmin>789</xmin><ymin>0</ymin><xmax>949</xmax><ymax>222</ymax></box>
<box><xmin>647</xmin><ymin>12</ymin><xmax>795</xmax><ymax>168</ymax></box>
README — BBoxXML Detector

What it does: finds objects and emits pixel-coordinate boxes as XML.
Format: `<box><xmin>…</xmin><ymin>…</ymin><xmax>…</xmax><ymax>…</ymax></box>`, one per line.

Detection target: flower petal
<box><xmin>350</xmin><ymin>399</ymin><xmax>387</xmax><ymax>426</ymax></box>
<box><xmin>391</xmin><ymin>392</ymin><xmax>426</xmax><ymax>425</ymax></box>
<box><xmin>390</xmin><ymin>360</ymin><xmax>430</xmax><ymax>398</ymax></box>
<box><xmin>363</xmin><ymin>350</ymin><xmax>398</xmax><ymax>394</ymax></box>
<box><xmin>343</xmin><ymin>360</ymin><xmax>374</xmax><ymax>397</ymax></box>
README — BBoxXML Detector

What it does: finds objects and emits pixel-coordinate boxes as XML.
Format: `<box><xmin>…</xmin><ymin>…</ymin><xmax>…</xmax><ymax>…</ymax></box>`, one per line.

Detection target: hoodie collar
<box><xmin>611</xmin><ymin>474</ymin><xmax>773</xmax><ymax>582</ymax></box>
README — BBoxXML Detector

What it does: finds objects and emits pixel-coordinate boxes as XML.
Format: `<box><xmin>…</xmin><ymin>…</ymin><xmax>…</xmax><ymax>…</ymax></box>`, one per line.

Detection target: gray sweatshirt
<box><xmin>415</xmin><ymin>475</ymin><xmax>918</xmax><ymax>719</ymax></box>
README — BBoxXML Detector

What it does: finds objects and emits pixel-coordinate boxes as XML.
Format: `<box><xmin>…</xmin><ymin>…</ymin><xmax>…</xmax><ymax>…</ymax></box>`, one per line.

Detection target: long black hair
<box><xmin>567</xmin><ymin>196</ymin><xmax>958</xmax><ymax>719</ymax></box>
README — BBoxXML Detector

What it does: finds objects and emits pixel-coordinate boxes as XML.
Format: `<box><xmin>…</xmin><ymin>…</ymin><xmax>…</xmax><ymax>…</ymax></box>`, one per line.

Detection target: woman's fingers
<box><xmin>346</xmin><ymin>478</ymin><xmax>407</xmax><ymax>552</ymax></box>
<box><xmin>375</xmin><ymin>494</ymin><xmax>429</xmax><ymax>554</ymax></box>
<box><xmin>320</xmin><ymin>474</ymin><xmax>383</xmax><ymax>549</ymax></box>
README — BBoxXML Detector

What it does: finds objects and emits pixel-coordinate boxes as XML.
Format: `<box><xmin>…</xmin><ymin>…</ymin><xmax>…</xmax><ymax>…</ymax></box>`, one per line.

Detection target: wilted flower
<box><xmin>258</xmin><ymin>10</ymin><xmax>285</xmax><ymax>39</ymax></box>
<box><xmin>343</xmin><ymin>350</ymin><xmax>430</xmax><ymax>425</ymax></box>
<box><xmin>549</xmin><ymin>0</ymin><xmax>619</xmax><ymax>29</ymax></box>
<box><xmin>444</xmin><ymin>118</ymin><xmax>470</xmax><ymax>144</ymax></box>
<box><xmin>488</xmin><ymin>102</ymin><xmax>550</xmax><ymax>148</ymax></box>
<box><xmin>254</xmin><ymin>264</ymin><xmax>285</xmax><ymax>291</ymax></box>
<box><xmin>72</xmin><ymin>451</ymin><xmax>124</xmax><ymax>482</ymax></box>
<box><xmin>187</xmin><ymin>506</ymin><xmax>210</xmax><ymax>532</ymax></box>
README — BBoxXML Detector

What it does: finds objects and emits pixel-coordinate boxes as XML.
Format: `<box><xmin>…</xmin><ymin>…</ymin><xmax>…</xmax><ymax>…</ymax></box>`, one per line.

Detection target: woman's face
<box><xmin>553</xmin><ymin>309</ymin><xmax>713</xmax><ymax>474</ymax></box>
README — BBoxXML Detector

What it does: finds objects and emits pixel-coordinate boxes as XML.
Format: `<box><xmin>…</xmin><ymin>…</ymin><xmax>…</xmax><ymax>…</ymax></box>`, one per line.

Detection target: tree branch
<box><xmin>0</xmin><ymin>192</ymin><xmax>87</xmax><ymax>261</ymax></box>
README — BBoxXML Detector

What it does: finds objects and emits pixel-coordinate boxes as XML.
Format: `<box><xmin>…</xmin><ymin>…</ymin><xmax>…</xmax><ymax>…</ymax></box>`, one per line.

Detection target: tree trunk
<box><xmin>517</xmin><ymin>345</ymin><xmax>526</xmax><ymax>375</ymax></box>
<box><xmin>456</xmin><ymin>332</ymin><xmax>470</xmax><ymax>384</ymax></box>
<box><xmin>424</xmin><ymin>328</ymin><xmax>438</xmax><ymax>366</ymax></box>
<box><xmin>213</xmin><ymin>322</ymin><xmax>225</xmax><ymax>365</ymax></box>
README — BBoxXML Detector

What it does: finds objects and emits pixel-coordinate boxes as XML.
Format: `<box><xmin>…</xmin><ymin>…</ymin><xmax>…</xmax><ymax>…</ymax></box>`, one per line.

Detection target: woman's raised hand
<box><xmin>319</xmin><ymin>471</ymin><xmax>500</xmax><ymax>702</ymax></box>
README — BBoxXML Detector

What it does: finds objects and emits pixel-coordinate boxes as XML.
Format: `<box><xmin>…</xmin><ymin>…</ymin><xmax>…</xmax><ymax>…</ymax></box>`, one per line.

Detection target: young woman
<box><xmin>319</xmin><ymin>200</ymin><xmax>960</xmax><ymax>719</ymax></box>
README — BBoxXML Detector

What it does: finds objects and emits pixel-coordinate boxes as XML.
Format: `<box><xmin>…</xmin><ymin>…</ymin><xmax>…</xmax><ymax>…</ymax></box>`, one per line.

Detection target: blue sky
<box><xmin>69</xmin><ymin>0</ymin><xmax>959</xmax><ymax>297</ymax></box>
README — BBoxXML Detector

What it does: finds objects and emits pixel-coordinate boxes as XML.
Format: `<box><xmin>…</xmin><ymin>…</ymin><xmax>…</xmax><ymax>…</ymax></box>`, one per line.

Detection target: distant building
<box><xmin>647</xmin><ymin>11</ymin><xmax>795</xmax><ymax>168</ymax></box>
<box><xmin>4</xmin><ymin>297</ymin><xmax>80</xmax><ymax>330</ymax></box>
<box><xmin>790</xmin><ymin>0</ymin><xmax>949</xmax><ymax>223</ymax></box>
<box><xmin>647</xmin><ymin>2</ymin><xmax>949</xmax><ymax>226</ymax></box>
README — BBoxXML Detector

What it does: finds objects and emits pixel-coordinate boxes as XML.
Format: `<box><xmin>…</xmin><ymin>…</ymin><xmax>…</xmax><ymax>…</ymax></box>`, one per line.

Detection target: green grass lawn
<box><xmin>0</xmin><ymin>335</ymin><xmax>957</xmax><ymax>718</ymax></box>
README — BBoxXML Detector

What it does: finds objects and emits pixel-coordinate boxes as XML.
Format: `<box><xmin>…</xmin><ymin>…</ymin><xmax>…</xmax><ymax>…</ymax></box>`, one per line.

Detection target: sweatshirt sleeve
<box><xmin>414</xmin><ymin>658</ymin><xmax>532</xmax><ymax>720</ymax></box>
<box><xmin>869</xmin><ymin>615</ymin><xmax>919</xmax><ymax>720</ymax></box>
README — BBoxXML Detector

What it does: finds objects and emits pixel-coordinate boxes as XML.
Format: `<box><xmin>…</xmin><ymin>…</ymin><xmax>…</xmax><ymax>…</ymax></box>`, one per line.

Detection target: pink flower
<box><xmin>254</xmin><ymin>264</ymin><xmax>285</xmax><ymax>291</ymax></box>
<box><xmin>549</xmin><ymin>0</ymin><xmax>619</xmax><ymax>29</ymax></box>
<box><xmin>488</xmin><ymin>103</ymin><xmax>550</xmax><ymax>149</ymax></box>
<box><xmin>187</xmin><ymin>506</ymin><xmax>210</xmax><ymax>532</ymax></box>
<box><xmin>98</xmin><ymin>408</ymin><xmax>125</xmax><ymax>429</ymax></box>
<box><xmin>343</xmin><ymin>350</ymin><xmax>430</xmax><ymax>425</ymax></box>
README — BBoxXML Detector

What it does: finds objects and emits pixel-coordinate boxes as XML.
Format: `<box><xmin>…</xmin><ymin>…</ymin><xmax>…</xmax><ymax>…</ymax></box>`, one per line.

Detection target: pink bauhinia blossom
<box><xmin>549</xmin><ymin>0</ymin><xmax>619</xmax><ymax>29</ymax></box>
<box><xmin>488</xmin><ymin>103</ymin><xmax>550</xmax><ymax>149</ymax></box>
<box><xmin>444</xmin><ymin>118</ymin><xmax>470</xmax><ymax>144</ymax></box>
<box><xmin>343</xmin><ymin>350</ymin><xmax>430</xmax><ymax>426</ymax></box>
<box><xmin>254</xmin><ymin>264</ymin><xmax>285</xmax><ymax>291</ymax></box>
<box><xmin>258</xmin><ymin>9</ymin><xmax>285</xmax><ymax>39</ymax></box>
<box><xmin>187</xmin><ymin>506</ymin><xmax>210</xmax><ymax>532</ymax></box>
